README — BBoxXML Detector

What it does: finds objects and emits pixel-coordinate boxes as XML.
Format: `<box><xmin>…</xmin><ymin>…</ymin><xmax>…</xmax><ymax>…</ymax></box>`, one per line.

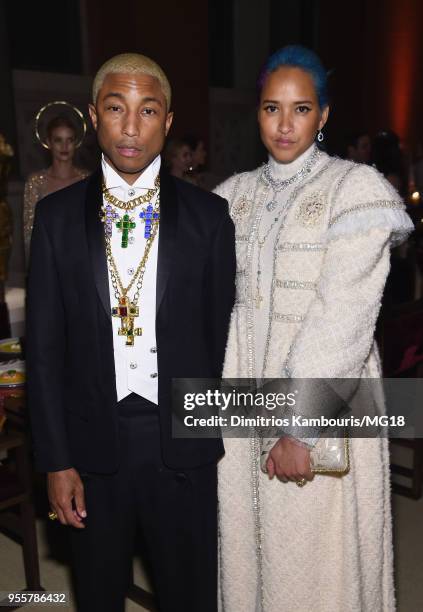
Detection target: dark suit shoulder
<box><xmin>172</xmin><ymin>176</ymin><xmax>228</xmax><ymax>218</ymax></box>
<box><xmin>35</xmin><ymin>173</ymin><xmax>92</xmax><ymax>220</ymax></box>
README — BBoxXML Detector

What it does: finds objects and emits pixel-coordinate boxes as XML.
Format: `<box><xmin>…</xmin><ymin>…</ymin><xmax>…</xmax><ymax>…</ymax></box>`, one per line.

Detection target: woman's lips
<box><xmin>275</xmin><ymin>139</ymin><xmax>295</xmax><ymax>148</ymax></box>
<box><xmin>117</xmin><ymin>147</ymin><xmax>141</xmax><ymax>158</ymax></box>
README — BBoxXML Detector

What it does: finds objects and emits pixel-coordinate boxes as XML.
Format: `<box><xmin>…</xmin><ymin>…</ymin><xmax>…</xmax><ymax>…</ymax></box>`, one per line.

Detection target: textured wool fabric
<box><xmin>214</xmin><ymin>151</ymin><xmax>413</xmax><ymax>612</ymax></box>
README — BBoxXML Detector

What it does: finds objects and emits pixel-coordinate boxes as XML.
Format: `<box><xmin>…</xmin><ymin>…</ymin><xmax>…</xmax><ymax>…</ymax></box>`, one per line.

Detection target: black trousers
<box><xmin>70</xmin><ymin>394</ymin><xmax>218</xmax><ymax>612</ymax></box>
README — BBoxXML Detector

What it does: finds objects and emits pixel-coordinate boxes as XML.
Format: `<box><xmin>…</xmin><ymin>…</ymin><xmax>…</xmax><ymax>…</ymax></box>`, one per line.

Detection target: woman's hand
<box><xmin>266</xmin><ymin>437</ymin><xmax>313</xmax><ymax>483</ymax></box>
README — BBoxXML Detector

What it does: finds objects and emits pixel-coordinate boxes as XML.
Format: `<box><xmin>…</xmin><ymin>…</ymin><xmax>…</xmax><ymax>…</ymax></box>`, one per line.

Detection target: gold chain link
<box><xmin>102</xmin><ymin>193</ymin><xmax>160</xmax><ymax>305</ymax></box>
<box><xmin>102</xmin><ymin>174</ymin><xmax>160</xmax><ymax>211</ymax></box>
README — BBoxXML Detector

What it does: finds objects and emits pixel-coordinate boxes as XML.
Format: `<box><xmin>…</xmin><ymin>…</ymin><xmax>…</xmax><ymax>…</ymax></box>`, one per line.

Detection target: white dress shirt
<box><xmin>102</xmin><ymin>154</ymin><xmax>160</xmax><ymax>404</ymax></box>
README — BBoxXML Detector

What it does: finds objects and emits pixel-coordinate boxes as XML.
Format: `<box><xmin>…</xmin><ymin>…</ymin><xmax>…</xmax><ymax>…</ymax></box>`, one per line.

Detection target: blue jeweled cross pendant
<box><xmin>139</xmin><ymin>204</ymin><xmax>160</xmax><ymax>238</ymax></box>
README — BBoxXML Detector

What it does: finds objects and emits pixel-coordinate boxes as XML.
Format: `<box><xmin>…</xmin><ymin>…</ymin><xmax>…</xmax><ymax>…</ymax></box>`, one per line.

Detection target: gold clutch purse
<box><xmin>260</xmin><ymin>435</ymin><xmax>350</xmax><ymax>475</ymax></box>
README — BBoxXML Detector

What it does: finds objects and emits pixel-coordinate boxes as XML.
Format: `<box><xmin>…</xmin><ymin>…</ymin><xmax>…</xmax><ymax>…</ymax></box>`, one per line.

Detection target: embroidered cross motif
<box><xmin>111</xmin><ymin>296</ymin><xmax>142</xmax><ymax>346</ymax></box>
<box><xmin>116</xmin><ymin>214</ymin><xmax>136</xmax><ymax>248</ymax></box>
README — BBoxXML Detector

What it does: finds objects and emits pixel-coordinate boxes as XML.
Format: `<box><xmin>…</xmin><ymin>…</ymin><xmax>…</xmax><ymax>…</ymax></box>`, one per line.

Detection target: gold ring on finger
<box><xmin>48</xmin><ymin>511</ymin><xmax>58</xmax><ymax>521</ymax></box>
<box><xmin>296</xmin><ymin>478</ymin><xmax>307</xmax><ymax>487</ymax></box>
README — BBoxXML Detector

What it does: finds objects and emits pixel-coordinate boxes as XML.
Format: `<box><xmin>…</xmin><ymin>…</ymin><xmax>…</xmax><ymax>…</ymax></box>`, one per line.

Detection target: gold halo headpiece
<box><xmin>35</xmin><ymin>101</ymin><xmax>87</xmax><ymax>149</ymax></box>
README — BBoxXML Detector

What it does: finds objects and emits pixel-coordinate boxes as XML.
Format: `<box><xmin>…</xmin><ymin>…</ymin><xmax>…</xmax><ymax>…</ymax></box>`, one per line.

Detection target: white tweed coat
<box><xmin>214</xmin><ymin>151</ymin><xmax>414</xmax><ymax>612</ymax></box>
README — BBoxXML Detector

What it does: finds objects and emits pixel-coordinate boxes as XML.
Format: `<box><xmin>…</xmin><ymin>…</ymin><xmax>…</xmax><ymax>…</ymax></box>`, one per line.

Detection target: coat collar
<box><xmin>85</xmin><ymin>166</ymin><xmax>178</xmax><ymax>320</ymax></box>
<box><xmin>85</xmin><ymin>169</ymin><xmax>110</xmax><ymax>319</ymax></box>
<box><xmin>156</xmin><ymin>167</ymin><xmax>178</xmax><ymax>314</ymax></box>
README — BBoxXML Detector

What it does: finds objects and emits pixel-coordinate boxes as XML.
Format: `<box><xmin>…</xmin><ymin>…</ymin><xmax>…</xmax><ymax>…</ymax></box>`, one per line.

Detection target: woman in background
<box><xmin>23</xmin><ymin>115</ymin><xmax>89</xmax><ymax>262</ymax></box>
<box><xmin>183</xmin><ymin>134</ymin><xmax>207</xmax><ymax>172</ymax></box>
<box><xmin>163</xmin><ymin>137</ymin><xmax>192</xmax><ymax>180</ymax></box>
<box><xmin>215</xmin><ymin>45</ymin><xmax>413</xmax><ymax>611</ymax></box>
<box><xmin>183</xmin><ymin>134</ymin><xmax>219</xmax><ymax>190</ymax></box>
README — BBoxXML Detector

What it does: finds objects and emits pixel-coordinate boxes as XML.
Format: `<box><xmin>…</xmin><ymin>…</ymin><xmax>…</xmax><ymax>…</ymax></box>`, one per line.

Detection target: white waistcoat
<box><xmin>102</xmin><ymin>155</ymin><xmax>159</xmax><ymax>404</ymax></box>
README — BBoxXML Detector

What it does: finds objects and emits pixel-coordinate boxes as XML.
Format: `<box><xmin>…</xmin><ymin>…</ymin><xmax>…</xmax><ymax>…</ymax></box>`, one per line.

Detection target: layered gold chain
<box><xmin>102</xmin><ymin>174</ymin><xmax>160</xmax><ymax>211</ymax></box>
<box><xmin>104</xmin><ymin>194</ymin><xmax>160</xmax><ymax>305</ymax></box>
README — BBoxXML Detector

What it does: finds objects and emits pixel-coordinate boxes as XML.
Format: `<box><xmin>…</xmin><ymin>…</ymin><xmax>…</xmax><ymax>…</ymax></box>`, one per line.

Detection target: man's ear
<box><xmin>165</xmin><ymin>111</ymin><xmax>174</xmax><ymax>136</ymax></box>
<box><xmin>88</xmin><ymin>104</ymin><xmax>98</xmax><ymax>131</ymax></box>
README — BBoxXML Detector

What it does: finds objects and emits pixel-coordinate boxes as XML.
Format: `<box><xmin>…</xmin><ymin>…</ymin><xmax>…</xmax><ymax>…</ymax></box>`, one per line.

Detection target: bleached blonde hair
<box><xmin>92</xmin><ymin>53</ymin><xmax>171</xmax><ymax>109</ymax></box>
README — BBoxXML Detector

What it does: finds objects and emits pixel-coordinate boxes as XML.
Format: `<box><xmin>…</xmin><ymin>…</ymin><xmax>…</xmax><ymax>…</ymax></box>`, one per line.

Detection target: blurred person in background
<box><xmin>163</xmin><ymin>137</ymin><xmax>192</xmax><ymax>179</ymax></box>
<box><xmin>23</xmin><ymin>115</ymin><xmax>89</xmax><ymax>262</ymax></box>
<box><xmin>183</xmin><ymin>134</ymin><xmax>207</xmax><ymax>171</ymax></box>
<box><xmin>345</xmin><ymin>130</ymin><xmax>372</xmax><ymax>164</ymax></box>
<box><xmin>183</xmin><ymin>134</ymin><xmax>220</xmax><ymax>190</ymax></box>
<box><xmin>372</xmin><ymin>129</ymin><xmax>408</xmax><ymax>197</ymax></box>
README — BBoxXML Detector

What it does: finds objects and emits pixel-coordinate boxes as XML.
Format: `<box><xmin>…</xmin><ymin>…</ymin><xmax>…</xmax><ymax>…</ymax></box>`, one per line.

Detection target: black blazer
<box><xmin>26</xmin><ymin>168</ymin><xmax>236</xmax><ymax>473</ymax></box>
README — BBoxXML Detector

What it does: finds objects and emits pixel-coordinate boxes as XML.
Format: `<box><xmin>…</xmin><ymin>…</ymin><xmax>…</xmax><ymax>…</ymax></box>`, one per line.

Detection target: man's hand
<box><xmin>47</xmin><ymin>468</ymin><xmax>87</xmax><ymax>528</ymax></box>
<box><xmin>266</xmin><ymin>437</ymin><xmax>313</xmax><ymax>483</ymax></box>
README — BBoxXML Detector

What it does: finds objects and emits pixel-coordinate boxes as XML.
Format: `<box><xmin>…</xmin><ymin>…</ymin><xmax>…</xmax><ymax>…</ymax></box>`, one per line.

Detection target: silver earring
<box><xmin>317</xmin><ymin>130</ymin><xmax>324</xmax><ymax>142</ymax></box>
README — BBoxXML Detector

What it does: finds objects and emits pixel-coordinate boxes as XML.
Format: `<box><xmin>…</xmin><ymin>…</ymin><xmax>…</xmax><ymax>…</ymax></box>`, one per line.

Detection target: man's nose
<box><xmin>122</xmin><ymin>112</ymin><xmax>140</xmax><ymax>137</ymax></box>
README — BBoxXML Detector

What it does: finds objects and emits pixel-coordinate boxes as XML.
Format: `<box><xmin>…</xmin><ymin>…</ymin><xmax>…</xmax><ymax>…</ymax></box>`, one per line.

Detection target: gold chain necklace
<box><xmin>102</xmin><ymin>193</ymin><xmax>160</xmax><ymax>346</ymax></box>
<box><xmin>102</xmin><ymin>174</ymin><xmax>160</xmax><ymax>211</ymax></box>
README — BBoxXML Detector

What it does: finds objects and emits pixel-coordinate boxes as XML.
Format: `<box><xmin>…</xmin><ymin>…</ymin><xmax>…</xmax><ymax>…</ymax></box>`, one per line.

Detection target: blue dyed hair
<box><xmin>258</xmin><ymin>45</ymin><xmax>329</xmax><ymax>109</ymax></box>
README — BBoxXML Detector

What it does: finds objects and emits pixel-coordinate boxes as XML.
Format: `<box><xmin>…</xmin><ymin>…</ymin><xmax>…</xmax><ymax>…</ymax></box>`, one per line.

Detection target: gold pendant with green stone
<box><xmin>116</xmin><ymin>214</ymin><xmax>136</xmax><ymax>248</ymax></box>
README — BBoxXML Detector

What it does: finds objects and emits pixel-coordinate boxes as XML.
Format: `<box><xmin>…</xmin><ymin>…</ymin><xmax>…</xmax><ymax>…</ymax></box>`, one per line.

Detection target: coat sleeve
<box><xmin>26</xmin><ymin>202</ymin><xmax>72</xmax><ymax>472</ymax></box>
<box><xmin>266</xmin><ymin>165</ymin><xmax>413</xmax><ymax>446</ymax></box>
<box><xmin>204</xmin><ymin>201</ymin><xmax>236</xmax><ymax>377</ymax></box>
<box><xmin>286</xmin><ymin>165</ymin><xmax>414</xmax><ymax>379</ymax></box>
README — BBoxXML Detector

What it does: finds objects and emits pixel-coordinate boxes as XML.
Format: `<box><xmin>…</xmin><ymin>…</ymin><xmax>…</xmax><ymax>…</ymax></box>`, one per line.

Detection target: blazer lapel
<box><xmin>85</xmin><ymin>169</ymin><xmax>111</xmax><ymax>319</ymax></box>
<box><xmin>156</xmin><ymin>169</ymin><xmax>178</xmax><ymax>314</ymax></box>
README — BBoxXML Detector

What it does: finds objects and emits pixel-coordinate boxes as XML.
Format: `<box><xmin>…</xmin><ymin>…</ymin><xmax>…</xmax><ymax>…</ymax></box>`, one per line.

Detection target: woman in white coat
<box><xmin>214</xmin><ymin>45</ymin><xmax>413</xmax><ymax>612</ymax></box>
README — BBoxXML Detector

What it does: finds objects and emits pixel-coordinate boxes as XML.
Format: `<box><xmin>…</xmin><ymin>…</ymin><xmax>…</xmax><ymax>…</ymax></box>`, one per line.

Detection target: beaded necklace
<box><xmin>254</xmin><ymin>149</ymin><xmax>321</xmax><ymax>308</ymax></box>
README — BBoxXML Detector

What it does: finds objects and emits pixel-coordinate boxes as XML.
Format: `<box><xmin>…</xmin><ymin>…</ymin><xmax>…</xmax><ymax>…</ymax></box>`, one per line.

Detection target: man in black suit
<box><xmin>27</xmin><ymin>53</ymin><xmax>235</xmax><ymax>612</ymax></box>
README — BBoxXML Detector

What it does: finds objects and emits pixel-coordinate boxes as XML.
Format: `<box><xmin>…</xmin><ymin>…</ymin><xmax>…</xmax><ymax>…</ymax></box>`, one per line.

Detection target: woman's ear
<box><xmin>319</xmin><ymin>105</ymin><xmax>330</xmax><ymax>131</ymax></box>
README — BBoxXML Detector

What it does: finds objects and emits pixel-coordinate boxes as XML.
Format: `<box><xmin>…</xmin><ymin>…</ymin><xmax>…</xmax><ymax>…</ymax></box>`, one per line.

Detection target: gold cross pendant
<box><xmin>112</xmin><ymin>296</ymin><xmax>142</xmax><ymax>346</ymax></box>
